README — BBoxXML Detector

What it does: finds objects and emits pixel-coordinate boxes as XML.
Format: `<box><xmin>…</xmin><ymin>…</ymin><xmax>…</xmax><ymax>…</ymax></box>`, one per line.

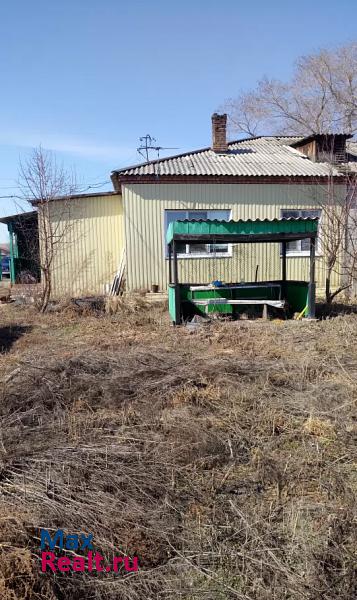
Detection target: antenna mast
<box><xmin>137</xmin><ymin>135</ymin><xmax>179</xmax><ymax>162</ymax></box>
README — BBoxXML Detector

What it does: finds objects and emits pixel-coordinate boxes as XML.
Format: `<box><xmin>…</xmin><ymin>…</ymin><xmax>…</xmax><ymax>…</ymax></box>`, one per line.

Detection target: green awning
<box><xmin>166</xmin><ymin>218</ymin><xmax>318</xmax><ymax>245</ymax></box>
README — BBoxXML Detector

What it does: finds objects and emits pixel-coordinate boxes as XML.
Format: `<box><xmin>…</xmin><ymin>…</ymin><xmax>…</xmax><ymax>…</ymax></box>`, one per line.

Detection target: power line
<box><xmin>75</xmin><ymin>180</ymin><xmax>111</xmax><ymax>194</ymax></box>
<box><xmin>0</xmin><ymin>179</ymin><xmax>112</xmax><ymax>200</ymax></box>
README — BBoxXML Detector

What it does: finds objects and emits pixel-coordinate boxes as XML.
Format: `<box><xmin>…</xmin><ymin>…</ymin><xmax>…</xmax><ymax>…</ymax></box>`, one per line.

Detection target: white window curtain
<box><xmin>281</xmin><ymin>209</ymin><xmax>321</xmax><ymax>255</ymax></box>
<box><xmin>165</xmin><ymin>209</ymin><xmax>231</xmax><ymax>257</ymax></box>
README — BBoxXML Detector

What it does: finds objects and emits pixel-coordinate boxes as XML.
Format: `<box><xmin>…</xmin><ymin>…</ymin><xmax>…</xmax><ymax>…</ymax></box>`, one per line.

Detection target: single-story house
<box><xmin>1</xmin><ymin>115</ymin><xmax>356</xmax><ymax>298</ymax></box>
<box><xmin>110</xmin><ymin>115</ymin><xmax>356</xmax><ymax>297</ymax></box>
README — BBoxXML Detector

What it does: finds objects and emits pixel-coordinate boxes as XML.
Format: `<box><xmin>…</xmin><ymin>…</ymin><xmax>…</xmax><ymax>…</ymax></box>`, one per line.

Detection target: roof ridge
<box><xmin>112</xmin><ymin>135</ymin><xmax>270</xmax><ymax>173</ymax></box>
<box><xmin>112</xmin><ymin>135</ymin><xmax>344</xmax><ymax>179</ymax></box>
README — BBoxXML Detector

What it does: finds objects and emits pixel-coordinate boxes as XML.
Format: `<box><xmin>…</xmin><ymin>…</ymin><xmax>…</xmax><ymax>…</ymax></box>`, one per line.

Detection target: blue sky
<box><xmin>0</xmin><ymin>0</ymin><xmax>356</xmax><ymax>241</ymax></box>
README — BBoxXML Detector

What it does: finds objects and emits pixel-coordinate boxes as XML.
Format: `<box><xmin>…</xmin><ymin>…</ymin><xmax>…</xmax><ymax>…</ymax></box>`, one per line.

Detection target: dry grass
<box><xmin>0</xmin><ymin>301</ymin><xmax>356</xmax><ymax>599</ymax></box>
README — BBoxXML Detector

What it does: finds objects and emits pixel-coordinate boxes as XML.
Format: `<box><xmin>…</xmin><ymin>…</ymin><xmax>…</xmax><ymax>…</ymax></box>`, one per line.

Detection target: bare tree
<box><xmin>310</xmin><ymin>167</ymin><xmax>357</xmax><ymax>303</ymax></box>
<box><xmin>19</xmin><ymin>147</ymin><xmax>77</xmax><ymax>312</ymax></box>
<box><xmin>223</xmin><ymin>42</ymin><xmax>357</xmax><ymax>137</ymax></box>
<box><xmin>223</xmin><ymin>41</ymin><xmax>357</xmax><ymax>302</ymax></box>
<box><xmin>338</xmin><ymin>172</ymin><xmax>357</xmax><ymax>299</ymax></box>
<box><xmin>224</xmin><ymin>92</ymin><xmax>270</xmax><ymax>137</ymax></box>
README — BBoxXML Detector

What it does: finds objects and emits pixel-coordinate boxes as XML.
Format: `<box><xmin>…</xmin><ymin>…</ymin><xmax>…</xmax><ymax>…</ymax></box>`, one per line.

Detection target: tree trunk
<box><xmin>40</xmin><ymin>270</ymin><xmax>51</xmax><ymax>313</ymax></box>
<box><xmin>325</xmin><ymin>276</ymin><xmax>332</xmax><ymax>304</ymax></box>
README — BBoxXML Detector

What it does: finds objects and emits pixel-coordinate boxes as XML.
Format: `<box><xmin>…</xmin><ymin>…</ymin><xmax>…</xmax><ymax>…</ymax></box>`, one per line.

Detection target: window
<box><xmin>281</xmin><ymin>209</ymin><xmax>321</xmax><ymax>255</ymax></box>
<box><xmin>165</xmin><ymin>209</ymin><xmax>231</xmax><ymax>257</ymax></box>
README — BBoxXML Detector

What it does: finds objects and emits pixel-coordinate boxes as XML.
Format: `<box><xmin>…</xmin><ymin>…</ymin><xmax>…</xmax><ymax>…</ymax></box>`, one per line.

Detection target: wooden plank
<box><xmin>192</xmin><ymin>299</ymin><xmax>285</xmax><ymax>308</ymax></box>
<box><xmin>110</xmin><ymin>248</ymin><xmax>126</xmax><ymax>296</ymax></box>
<box><xmin>189</xmin><ymin>284</ymin><xmax>282</xmax><ymax>291</ymax></box>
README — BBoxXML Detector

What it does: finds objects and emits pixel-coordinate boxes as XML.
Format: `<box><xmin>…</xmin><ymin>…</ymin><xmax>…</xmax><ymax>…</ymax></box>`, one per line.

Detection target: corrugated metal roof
<box><xmin>114</xmin><ymin>136</ymin><xmax>342</xmax><ymax>178</ymax></box>
<box><xmin>347</xmin><ymin>140</ymin><xmax>357</xmax><ymax>159</ymax></box>
<box><xmin>166</xmin><ymin>217</ymin><xmax>318</xmax><ymax>244</ymax></box>
<box><xmin>0</xmin><ymin>210</ymin><xmax>37</xmax><ymax>225</ymax></box>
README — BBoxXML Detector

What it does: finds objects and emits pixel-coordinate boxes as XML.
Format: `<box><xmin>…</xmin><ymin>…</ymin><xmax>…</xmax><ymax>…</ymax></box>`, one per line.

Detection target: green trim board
<box><xmin>168</xmin><ymin>285</ymin><xmax>176</xmax><ymax>322</ymax></box>
<box><xmin>166</xmin><ymin>218</ymin><xmax>318</xmax><ymax>245</ymax></box>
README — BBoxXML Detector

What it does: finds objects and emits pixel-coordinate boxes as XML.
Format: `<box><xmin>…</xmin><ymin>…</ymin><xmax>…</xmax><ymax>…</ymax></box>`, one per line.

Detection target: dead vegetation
<box><xmin>0</xmin><ymin>301</ymin><xmax>356</xmax><ymax>599</ymax></box>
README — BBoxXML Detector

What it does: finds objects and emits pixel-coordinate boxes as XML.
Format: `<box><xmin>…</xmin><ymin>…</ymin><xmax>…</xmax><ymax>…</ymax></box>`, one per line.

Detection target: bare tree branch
<box><xmin>312</xmin><ymin>166</ymin><xmax>357</xmax><ymax>302</ymax></box>
<box><xmin>222</xmin><ymin>43</ymin><xmax>357</xmax><ymax>137</ymax></box>
<box><xmin>18</xmin><ymin>147</ymin><xmax>78</xmax><ymax>312</ymax></box>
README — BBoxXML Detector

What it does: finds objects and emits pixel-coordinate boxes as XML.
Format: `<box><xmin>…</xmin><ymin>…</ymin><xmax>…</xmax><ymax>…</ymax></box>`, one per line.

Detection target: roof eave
<box><xmin>31</xmin><ymin>190</ymin><xmax>119</xmax><ymax>206</ymax></box>
<box><xmin>117</xmin><ymin>173</ymin><xmax>346</xmax><ymax>185</ymax></box>
<box><xmin>292</xmin><ymin>133</ymin><xmax>353</xmax><ymax>148</ymax></box>
<box><xmin>0</xmin><ymin>210</ymin><xmax>37</xmax><ymax>225</ymax></box>
<box><xmin>111</xmin><ymin>172</ymin><xmax>121</xmax><ymax>193</ymax></box>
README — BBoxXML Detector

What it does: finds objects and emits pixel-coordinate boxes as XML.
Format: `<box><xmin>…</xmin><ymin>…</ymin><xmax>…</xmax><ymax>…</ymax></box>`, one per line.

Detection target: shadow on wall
<box><xmin>59</xmin><ymin>250</ymin><xmax>100</xmax><ymax>297</ymax></box>
<box><xmin>54</xmin><ymin>249</ymin><xmax>118</xmax><ymax>298</ymax></box>
<box><xmin>0</xmin><ymin>325</ymin><xmax>31</xmax><ymax>353</ymax></box>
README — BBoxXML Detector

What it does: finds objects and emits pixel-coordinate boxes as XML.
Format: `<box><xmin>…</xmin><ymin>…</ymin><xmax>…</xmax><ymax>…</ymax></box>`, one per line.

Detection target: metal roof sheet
<box><xmin>346</xmin><ymin>141</ymin><xmax>357</xmax><ymax>172</ymax></box>
<box><xmin>166</xmin><ymin>217</ymin><xmax>318</xmax><ymax>244</ymax></box>
<box><xmin>0</xmin><ymin>210</ymin><xmax>37</xmax><ymax>225</ymax></box>
<box><xmin>347</xmin><ymin>140</ymin><xmax>357</xmax><ymax>155</ymax></box>
<box><xmin>114</xmin><ymin>136</ymin><xmax>343</xmax><ymax>179</ymax></box>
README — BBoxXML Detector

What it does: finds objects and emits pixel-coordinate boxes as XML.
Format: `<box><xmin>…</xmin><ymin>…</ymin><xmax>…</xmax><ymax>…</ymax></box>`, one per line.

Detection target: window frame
<box><xmin>164</xmin><ymin>209</ymin><xmax>233</xmax><ymax>259</ymax></box>
<box><xmin>280</xmin><ymin>208</ymin><xmax>322</xmax><ymax>257</ymax></box>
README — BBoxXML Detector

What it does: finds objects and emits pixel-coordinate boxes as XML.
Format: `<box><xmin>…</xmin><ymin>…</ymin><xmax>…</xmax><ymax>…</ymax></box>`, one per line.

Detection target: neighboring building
<box><xmin>0</xmin><ymin>242</ymin><xmax>10</xmax><ymax>279</ymax></box>
<box><xmin>1</xmin><ymin>116</ymin><xmax>356</xmax><ymax>298</ymax></box>
<box><xmin>0</xmin><ymin>193</ymin><xmax>123</xmax><ymax>296</ymax></box>
<box><xmin>0</xmin><ymin>243</ymin><xmax>10</xmax><ymax>256</ymax></box>
<box><xmin>0</xmin><ymin>212</ymin><xmax>39</xmax><ymax>283</ymax></box>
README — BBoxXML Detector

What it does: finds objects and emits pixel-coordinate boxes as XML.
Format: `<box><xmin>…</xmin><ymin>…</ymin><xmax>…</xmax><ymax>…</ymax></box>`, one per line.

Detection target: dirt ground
<box><xmin>0</xmin><ymin>300</ymin><xmax>356</xmax><ymax>600</ymax></box>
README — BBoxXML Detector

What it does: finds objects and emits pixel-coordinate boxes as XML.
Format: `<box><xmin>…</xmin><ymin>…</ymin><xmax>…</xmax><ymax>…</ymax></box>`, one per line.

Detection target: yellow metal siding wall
<box><xmin>123</xmin><ymin>183</ymin><xmax>343</xmax><ymax>295</ymax></box>
<box><xmin>48</xmin><ymin>194</ymin><xmax>123</xmax><ymax>297</ymax></box>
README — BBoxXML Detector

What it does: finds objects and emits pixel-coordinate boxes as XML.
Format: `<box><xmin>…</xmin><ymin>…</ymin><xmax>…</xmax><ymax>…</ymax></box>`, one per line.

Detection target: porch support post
<box><xmin>282</xmin><ymin>241</ymin><xmax>287</xmax><ymax>282</ymax></box>
<box><xmin>168</xmin><ymin>243</ymin><xmax>172</xmax><ymax>284</ymax></box>
<box><xmin>281</xmin><ymin>240</ymin><xmax>287</xmax><ymax>301</ymax></box>
<box><xmin>8</xmin><ymin>223</ymin><xmax>16</xmax><ymax>284</ymax></box>
<box><xmin>173</xmin><ymin>240</ymin><xmax>178</xmax><ymax>285</ymax></box>
<box><xmin>307</xmin><ymin>236</ymin><xmax>316</xmax><ymax>319</ymax></box>
<box><xmin>172</xmin><ymin>240</ymin><xmax>181</xmax><ymax>324</ymax></box>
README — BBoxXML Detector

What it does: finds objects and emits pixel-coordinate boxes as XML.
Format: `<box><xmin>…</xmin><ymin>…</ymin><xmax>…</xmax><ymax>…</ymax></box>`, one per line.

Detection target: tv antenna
<box><xmin>137</xmin><ymin>134</ymin><xmax>179</xmax><ymax>162</ymax></box>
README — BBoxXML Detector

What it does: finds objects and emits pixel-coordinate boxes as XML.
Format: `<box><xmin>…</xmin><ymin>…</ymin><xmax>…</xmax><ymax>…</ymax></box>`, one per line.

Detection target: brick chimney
<box><xmin>212</xmin><ymin>113</ymin><xmax>228</xmax><ymax>153</ymax></box>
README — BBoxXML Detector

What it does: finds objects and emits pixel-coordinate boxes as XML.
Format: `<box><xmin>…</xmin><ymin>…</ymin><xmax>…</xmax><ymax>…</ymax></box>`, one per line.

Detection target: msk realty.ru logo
<box><xmin>40</xmin><ymin>529</ymin><xmax>138</xmax><ymax>574</ymax></box>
